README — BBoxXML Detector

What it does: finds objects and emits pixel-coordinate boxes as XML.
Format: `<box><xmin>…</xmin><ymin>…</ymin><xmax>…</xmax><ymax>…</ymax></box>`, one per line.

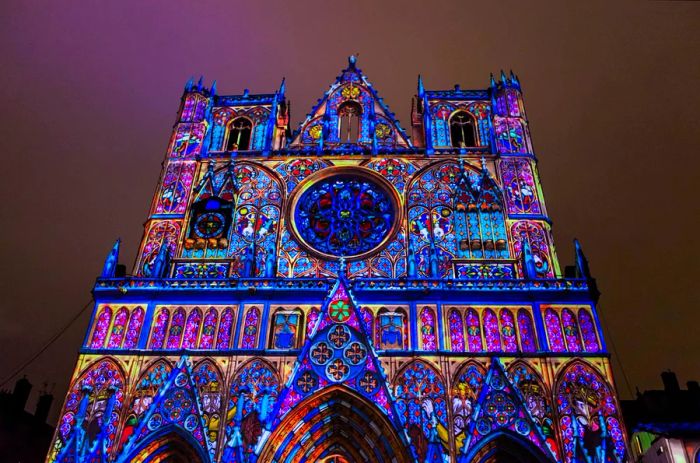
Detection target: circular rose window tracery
<box><xmin>291</xmin><ymin>169</ymin><xmax>398</xmax><ymax>260</ymax></box>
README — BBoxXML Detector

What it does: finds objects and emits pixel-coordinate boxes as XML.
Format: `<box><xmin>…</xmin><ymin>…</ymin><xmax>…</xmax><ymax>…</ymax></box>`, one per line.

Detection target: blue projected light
<box><xmin>293</xmin><ymin>175</ymin><xmax>395</xmax><ymax>259</ymax></box>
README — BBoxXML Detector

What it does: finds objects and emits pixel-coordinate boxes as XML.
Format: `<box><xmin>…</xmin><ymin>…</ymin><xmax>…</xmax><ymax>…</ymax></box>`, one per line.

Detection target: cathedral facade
<box><xmin>47</xmin><ymin>57</ymin><xmax>628</xmax><ymax>463</ymax></box>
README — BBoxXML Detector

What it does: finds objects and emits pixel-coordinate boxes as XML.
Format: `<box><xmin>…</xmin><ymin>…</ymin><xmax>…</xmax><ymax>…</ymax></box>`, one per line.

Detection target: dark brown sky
<box><xmin>1</xmin><ymin>1</ymin><xmax>698</xmax><ymax>423</ymax></box>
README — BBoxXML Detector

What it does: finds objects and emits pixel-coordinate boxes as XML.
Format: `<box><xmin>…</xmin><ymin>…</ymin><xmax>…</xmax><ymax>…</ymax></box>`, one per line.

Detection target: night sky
<box><xmin>1</xmin><ymin>1</ymin><xmax>698</xmax><ymax>424</ymax></box>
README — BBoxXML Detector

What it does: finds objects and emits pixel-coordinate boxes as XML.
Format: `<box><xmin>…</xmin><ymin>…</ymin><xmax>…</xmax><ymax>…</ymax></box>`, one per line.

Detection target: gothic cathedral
<box><xmin>47</xmin><ymin>57</ymin><xmax>628</xmax><ymax>463</ymax></box>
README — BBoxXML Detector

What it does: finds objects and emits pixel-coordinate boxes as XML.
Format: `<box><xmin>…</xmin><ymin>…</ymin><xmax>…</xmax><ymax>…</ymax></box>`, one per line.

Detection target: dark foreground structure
<box><xmin>1</xmin><ymin>377</ymin><xmax>54</xmax><ymax>463</ymax></box>
<box><xmin>623</xmin><ymin>371</ymin><xmax>700</xmax><ymax>462</ymax></box>
<box><xmin>48</xmin><ymin>57</ymin><xmax>629</xmax><ymax>463</ymax></box>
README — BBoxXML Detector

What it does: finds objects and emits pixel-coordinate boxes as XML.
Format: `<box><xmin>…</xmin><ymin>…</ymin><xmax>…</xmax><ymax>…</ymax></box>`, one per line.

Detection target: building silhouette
<box><xmin>623</xmin><ymin>371</ymin><xmax>700</xmax><ymax>462</ymax></box>
<box><xmin>47</xmin><ymin>57</ymin><xmax>629</xmax><ymax>463</ymax></box>
<box><xmin>1</xmin><ymin>377</ymin><xmax>54</xmax><ymax>463</ymax></box>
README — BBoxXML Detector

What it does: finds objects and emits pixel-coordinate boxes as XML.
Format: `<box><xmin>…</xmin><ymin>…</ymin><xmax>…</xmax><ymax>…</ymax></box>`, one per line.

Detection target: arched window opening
<box><xmin>450</xmin><ymin>111</ymin><xmax>477</xmax><ymax>148</ymax></box>
<box><xmin>338</xmin><ymin>101</ymin><xmax>362</xmax><ymax>143</ymax></box>
<box><xmin>270</xmin><ymin>308</ymin><xmax>302</xmax><ymax>349</ymax></box>
<box><xmin>227</xmin><ymin>117</ymin><xmax>252</xmax><ymax>151</ymax></box>
<box><xmin>375</xmin><ymin>308</ymin><xmax>406</xmax><ymax>350</ymax></box>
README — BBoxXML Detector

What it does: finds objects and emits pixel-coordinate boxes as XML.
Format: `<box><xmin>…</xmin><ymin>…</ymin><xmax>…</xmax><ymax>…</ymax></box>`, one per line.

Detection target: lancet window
<box><xmin>226</xmin><ymin>117</ymin><xmax>252</xmax><ymax>151</ymax></box>
<box><xmin>375</xmin><ymin>308</ymin><xmax>407</xmax><ymax>350</ymax></box>
<box><xmin>453</xmin><ymin>166</ymin><xmax>509</xmax><ymax>260</ymax></box>
<box><xmin>269</xmin><ymin>308</ymin><xmax>303</xmax><ymax>349</ymax></box>
<box><xmin>450</xmin><ymin>110</ymin><xmax>477</xmax><ymax>147</ymax></box>
<box><xmin>337</xmin><ymin>101</ymin><xmax>362</xmax><ymax>143</ymax></box>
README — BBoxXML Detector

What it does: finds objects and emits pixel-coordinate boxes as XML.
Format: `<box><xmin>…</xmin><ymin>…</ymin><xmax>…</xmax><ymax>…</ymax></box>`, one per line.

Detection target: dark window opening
<box><xmin>338</xmin><ymin>102</ymin><xmax>362</xmax><ymax>143</ymax></box>
<box><xmin>450</xmin><ymin>111</ymin><xmax>477</xmax><ymax>148</ymax></box>
<box><xmin>227</xmin><ymin>117</ymin><xmax>252</xmax><ymax>151</ymax></box>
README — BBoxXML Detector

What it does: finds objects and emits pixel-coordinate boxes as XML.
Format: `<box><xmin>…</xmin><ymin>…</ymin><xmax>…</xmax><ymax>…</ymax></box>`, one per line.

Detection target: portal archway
<box><xmin>119</xmin><ymin>427</ymin><xmax>208</xmax><ymax>463</ymax></box>
<box><xmin>467</xmin><ymin>433</ymin><xmax>553</xmax><ymax>463</ymax></box>
<box><xmin>259</xmin><ymin>385</ymin><xmax>411</xmax><ymax>463</ymax></box>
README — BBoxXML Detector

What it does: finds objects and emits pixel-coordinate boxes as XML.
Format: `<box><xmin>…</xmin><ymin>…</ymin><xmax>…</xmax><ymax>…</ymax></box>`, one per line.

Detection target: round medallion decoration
<box><xmin>194</xmin><ymin>212</ymin><xmax>225</xmax><ymax>238</ymax></box>
<box><xmin>310</xmin><ymin>322</ymin><xmax>368</xmax><ymax>384</ymax></box>
<box><xmin>291</xmin><ymin>168</ymin><xmax>399</xmax><ymax>260</ymax></box>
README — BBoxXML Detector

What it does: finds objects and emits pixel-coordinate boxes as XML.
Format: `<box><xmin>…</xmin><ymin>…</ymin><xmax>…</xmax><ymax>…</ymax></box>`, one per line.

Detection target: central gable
<box><xmin>290</xmin><ymin>56</ymin><xmax>411</xmax><ymax>151</ymax></box>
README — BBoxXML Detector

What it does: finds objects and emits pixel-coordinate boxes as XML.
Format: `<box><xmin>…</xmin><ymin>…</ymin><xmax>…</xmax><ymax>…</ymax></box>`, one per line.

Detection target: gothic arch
<box><xmin>553</xmin><ymin>359</ymin><xmax>627</xmax><ymax>463</ymax></box>
<box><xmin>553</xmin><ymin>358</ymin><xmax>606</xmax><ymax>387</ymax></box>
<box><xmin>452</xmin><ymin>361</ymin><xmax>488</xmax><ymax>454</ymax></box>
<box><xmin>506</xmin><ymin>360</ymin><xmax>560</xmax><ymax>459</ymax></box>
<box><xmin>506</xmin><ymin>360</ymin><xmax>547</xmax><ymax>390</ymax></box>
<box><xmin>117</xmin><ymin>425</ymin><xmax>210</xmax><ymax>463</ymax></box>
<box><xmin>258</xmin><ymin>385</ymin><xmax>411</xmax><ymax>463</ymax></box>
<box><xmin>392</xmin><ymin>358</ymin><xmax>446</xmax><ymax>385</ymax></box>
<box><xmin>452</xmin><ymin>360</ymin><xmax>487</xmax><ymax>388</ymax></box>
<box><xmin>56</xmin><ymin>358</ymin><xmax>127</xmax><ymax>457</ymax></box>
<box><xmin>229</xmin><ymin>356</ymin><xmax>281</xmax><ymax>385</ymax></box>
<box><xmin>118</xmin><ymin>358</ymin><xmax>174</xmax><ymax>450</ymax></box>
<box><xmin>465</xmin><ymin>430</ymin><xmax>555</xmax><ymax>463</ymax></box>
<box><xmin>193</xmin><ymin>358</ymin><xmax>224</xmax><ymax>382</ymax></box>
<box><xmin>392</xmin><ymin>359</ymin><xmax>450</xmax><ymax>462</ymax></box>
<box><xmin>222</xmin><ymin>358</ymin><xmax>282</xmax><ymax>461</ymax></box>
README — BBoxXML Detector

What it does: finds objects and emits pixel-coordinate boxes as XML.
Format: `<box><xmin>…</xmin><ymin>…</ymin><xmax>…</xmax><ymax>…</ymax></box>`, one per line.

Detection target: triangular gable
<box><xmin>458</xmin><ymin>359</ymin><xmax>557</xmax><ymax>462</ymax></box>
<box><xmin>117</xmin><ymin>357</ymin><xmax>213</xmax><ymax>463</ymax></box>
<box><xmin>289</xmin><ymin>56</ymin><xmax>411</xmax><ymax>149</ymax></box>
<box><xmin>268</xmin><ymin>278</ymin><xmax>406</xmax><ymax>438</ymax></box>
<box><xmin>192</xmin><ymin>163</ymin><xmax>217</xmax><ymax>202</ymax></box>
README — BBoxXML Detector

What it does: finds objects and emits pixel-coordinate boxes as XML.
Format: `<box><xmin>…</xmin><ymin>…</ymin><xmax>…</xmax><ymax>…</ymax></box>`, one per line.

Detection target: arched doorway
<box><xmin>258</xmin><ymin>386</ymin><xmax>411</xmax><ymax>463</ymax></box>
<box><xmin>468</xmin><ymin>434</ymin><xmax>552</xmax><ymax>463</ymax></box>
<box><xmin>119</xmin><ymin>428</ymin><xmax>207</xmax><ymax>463</ymax></box>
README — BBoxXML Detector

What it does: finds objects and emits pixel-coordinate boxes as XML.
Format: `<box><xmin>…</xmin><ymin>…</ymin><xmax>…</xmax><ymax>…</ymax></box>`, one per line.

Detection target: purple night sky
<box><xmin>0</xmin><ymin>1</ymin><xmax>698</xmax><ymax>423</ymax></box>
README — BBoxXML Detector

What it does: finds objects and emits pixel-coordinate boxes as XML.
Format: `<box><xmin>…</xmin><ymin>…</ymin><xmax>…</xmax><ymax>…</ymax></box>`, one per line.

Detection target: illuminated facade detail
<box><xmin>50</xmin><ymin>58</ymin><xmax>627</xmax><ymax>463</ymax></box>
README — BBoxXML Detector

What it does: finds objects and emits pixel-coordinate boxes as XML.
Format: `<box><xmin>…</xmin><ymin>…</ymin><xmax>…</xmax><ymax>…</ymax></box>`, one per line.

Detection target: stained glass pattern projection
<box><xmin>512</xmin><ymin>221</ymin><xmax>555</xmax><ymax>278</ymax></box>
<box><xmin>452</xmin><ymin>362</ymin><xmax>486</xmax><ymax>453</ymax></box>
<box><xmin>394</xmin><ymin>362</ymin><xmax>448</xmax><ymax>462</ymax></box>
<box><xmin>54</xmin><ymin>360</ymin><xmax>124</xmax><ymax>462</ymax></box>
<box><xmin>154</xmin><ymin>161</ymin><xmax>196</xmax><ymax>215</ymax></box>
<box><xmin>294</xmin><ymin>175</ymin><xmax>395</xmax><ymax>258</ymax></box>
<box><xmin>500</xmin><ymin>159</ymin><xmax>542</xmax><ymax>215</ymax></box>
<box><xmin>557</xmin><ymin>362</ymin><xmax>626</xmax><ymax>463</ymax></box>
<box><xmin>223</xmin><ymin>360</ymin><xmax>280</xmax><ymax>462</ymax></box>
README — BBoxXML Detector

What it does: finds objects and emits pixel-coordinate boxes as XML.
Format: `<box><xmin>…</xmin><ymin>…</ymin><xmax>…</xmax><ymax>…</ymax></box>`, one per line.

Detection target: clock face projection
<box><xmin>293</xmin><ymin>174</ymin><xmax>396</xmax><ymax>259</ymax></box>
<box><xmin>194</xmin><ymin>212</ymin><xmax>226</xmax><ymax>238</ymax></box>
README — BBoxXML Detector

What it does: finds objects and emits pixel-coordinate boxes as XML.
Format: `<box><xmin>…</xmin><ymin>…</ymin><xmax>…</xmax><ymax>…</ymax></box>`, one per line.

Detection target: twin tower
<box><xmin>48</xmin><ymin>57</ymin><xmax>628</xmax><ymax>463</ymax></box>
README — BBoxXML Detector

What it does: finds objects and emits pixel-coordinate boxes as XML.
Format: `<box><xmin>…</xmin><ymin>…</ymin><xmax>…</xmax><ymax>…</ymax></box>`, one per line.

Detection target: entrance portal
<box><xmin>469</xmin><ymin>435</ymin><xmax>552</xmax><ymax>463</ymax></box>
<box><xmin>259</xmin><ymin>386</ymin><xmax>411</xmax><ymax>463</ymax></box>
<box><xmin>120</xmin><ymin>430</ymin><xmax>206</xmax><ymax>463</ymax></box>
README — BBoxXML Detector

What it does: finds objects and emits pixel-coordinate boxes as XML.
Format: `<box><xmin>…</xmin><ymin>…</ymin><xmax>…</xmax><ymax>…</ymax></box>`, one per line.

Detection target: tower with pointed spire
<box><xmin>48</xmin><ymin>58</ymin><xmax>628</xmax><ymax>463</ymax></box>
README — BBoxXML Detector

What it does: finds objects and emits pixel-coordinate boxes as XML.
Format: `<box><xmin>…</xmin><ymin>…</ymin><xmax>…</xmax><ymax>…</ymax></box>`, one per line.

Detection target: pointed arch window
<box><xmin>107</xmin><ymin>306</ymin><xmax>129</xmax><ymax>348</ymax></box>
<box><xmin>149</xmin><ymin>308</ymin><xmax>170</xmax><ymax>349</ymax></box>
<box><xmin>240</xmin><ymin>306</ymin><xmax>261</xmax><ymax>349</ymax></box>
<box><xmin>578</xmin><ymin>308</ymin><xmax>600</xmax><ymax>352</ymax></box>
<box><xmin>198</xmin><ymin>307</ymin><xmax>219</xmax><ymax>349</ymax></box>
<box><xmin>338</xmin><ymin>101</ymin><xmax>362</xmax><ymax>143</ymax></box>
<box><xmin>90</xmin><ymin>305</ymin><xmax>112</xmax><ymax>349</ymax></box>
<box><xmin>465</xmin><ymin>307</ymin><xmax>483</xmax><ymax>352</ymax></box>
<box><xmin>270</xmin><ymin>308</ymin><xmax>303</xmax><ymax>349</ymax></box>
<box><xmin>450</xmin><ymin>111</ymin><xmax>477</xmax><ymax>148</ymax></box>
<box><xmin>419</xmin><ymin>306</ymin><xmax>438</xmax><ymax>350</ymax></box>
<box><xmin>448</xmin><ymin>308</ymin><xmax>465</xmax><ymax>352</ymax></box>
<box><xmin>166</xmin><ymin>307</ymin><xmax>186</xmax><ymax>349</ymax></box>
<box><xmin>182</xmin><ymin>308</ymin><xmax>203</xmax><ymax>349</ymax></box>
<box><xmin>483</xmin><ymin>308</ymin><xmax>501</xmax><ymax>352</ymax></box>
<box><xmin>216</xmin><ymin>307</ymin><xmax>234</xmax><ymax>349</ymax></box>
<box><xmin>123</xmin><ymin>307</ymin><xmax>145</xmax><ymax>349</ymax></box>
<box><xmin>227</xmin><ymin>117</ymin><xmax>252</xmax><ymax>151</ymax></box>
<box><xmin>375</xmin><ymin>308</ymin><xmax>406</xmax><ymax>350</ymax></box>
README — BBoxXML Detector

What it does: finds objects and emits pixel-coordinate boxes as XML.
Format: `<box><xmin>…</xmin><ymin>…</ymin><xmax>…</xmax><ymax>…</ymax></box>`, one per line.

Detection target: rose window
<box><xmin>292</xmin><ymin>173</ymin><xmax>396</xmax><ymax>259</ymax></box>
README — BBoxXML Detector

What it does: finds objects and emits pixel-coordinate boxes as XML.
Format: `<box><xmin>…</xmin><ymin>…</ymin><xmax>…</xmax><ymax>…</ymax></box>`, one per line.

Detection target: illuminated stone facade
<box><xmin>48</xmin><ymin>57</ymin><xmax>628</xmax><ymax>463</ymax></box>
